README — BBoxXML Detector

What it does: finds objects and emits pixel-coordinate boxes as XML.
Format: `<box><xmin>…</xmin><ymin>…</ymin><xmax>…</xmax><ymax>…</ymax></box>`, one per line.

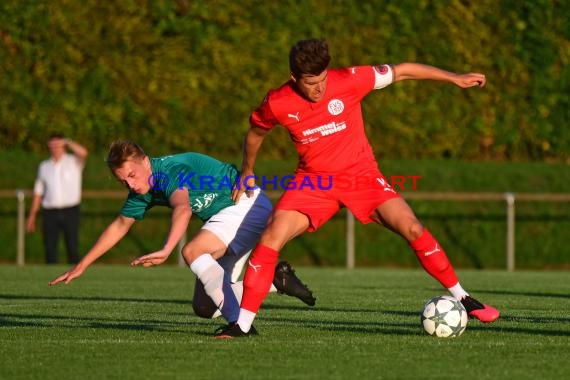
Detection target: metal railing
<box><xmin>4</xmin><ymin>189</ymin><xmax>570</xmax><ymax>270</ymax></box>
<box><xmin>345</xmin><ymin>191</ymin><xmax>570</xmax><ymax>271</ymax></box>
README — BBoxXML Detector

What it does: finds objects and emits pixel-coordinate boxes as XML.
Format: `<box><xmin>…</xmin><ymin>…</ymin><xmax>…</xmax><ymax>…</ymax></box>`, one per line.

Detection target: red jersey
<box><xmin>250</xmin><ymin>65</ymin><xmax>393</xmax><ymax>174</ymax></box>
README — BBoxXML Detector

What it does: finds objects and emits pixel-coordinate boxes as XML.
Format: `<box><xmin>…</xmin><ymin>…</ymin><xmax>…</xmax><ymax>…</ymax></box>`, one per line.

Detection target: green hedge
<box><xmin>1</xmin><ymin>0</ymin><xmax>569</xmax><ymax>161</ymax></box>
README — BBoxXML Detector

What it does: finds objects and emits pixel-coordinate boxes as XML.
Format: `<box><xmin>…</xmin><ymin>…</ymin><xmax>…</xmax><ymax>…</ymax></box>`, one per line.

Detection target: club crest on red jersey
<box><xmin>328</xmin><ymin>99</ymin><xmax>344</xmax><ymax>116</ymax></box>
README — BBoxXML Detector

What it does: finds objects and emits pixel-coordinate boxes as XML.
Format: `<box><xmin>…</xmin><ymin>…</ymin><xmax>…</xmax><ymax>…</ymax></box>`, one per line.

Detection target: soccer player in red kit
<box><xmin>216</xmin><ymin>38</ymin><xmax>500</xmax><ymax>338</ymax></box>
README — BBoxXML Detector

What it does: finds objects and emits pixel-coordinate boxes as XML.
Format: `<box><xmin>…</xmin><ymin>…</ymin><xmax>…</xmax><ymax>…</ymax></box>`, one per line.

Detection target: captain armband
<box><xmin>373</xmin><ymin>64</ymin><xmax>394</xmax><ymax>89</ymax></box>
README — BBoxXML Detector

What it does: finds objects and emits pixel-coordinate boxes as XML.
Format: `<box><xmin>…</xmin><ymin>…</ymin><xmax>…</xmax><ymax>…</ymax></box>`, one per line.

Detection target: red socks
<box><xmin>241</xmin><ymin>244</ymin><xmax>279</xmax><ymax>313</ymax></box>
<box><xmin>410</xmin><ymin>229</ymin><xmax>458</xmax><ymax>288</ymax></box>
<box><xmin>241</xmin><ymin>231</ymin><xmax>457</xmax><ymax>312</ymax></box>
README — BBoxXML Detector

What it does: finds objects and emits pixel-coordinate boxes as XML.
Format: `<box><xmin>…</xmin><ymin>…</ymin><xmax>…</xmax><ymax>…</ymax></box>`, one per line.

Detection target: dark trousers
<box><xmin>42</xmin><ymin>205</ymin><xmax>80</xmax><ymax>264</ymax></box>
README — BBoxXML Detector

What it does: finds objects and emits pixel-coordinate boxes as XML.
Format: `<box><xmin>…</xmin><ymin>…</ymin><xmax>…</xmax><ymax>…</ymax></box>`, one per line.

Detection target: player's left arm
<box><xmin>131</xmin><ymin>188</ymin><xmax>192</xmax><ymax>267</ymax></box>
<box><xmin>392</xmin><ymin>62</ymin><xmax>486</xmax><ymax>88</ymax></box>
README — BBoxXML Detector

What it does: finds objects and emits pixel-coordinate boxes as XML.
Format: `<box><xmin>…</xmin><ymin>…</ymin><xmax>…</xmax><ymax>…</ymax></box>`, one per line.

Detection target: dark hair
<box><xmin>48</xmin><ymin>132</ymin><xmax>65</xmax><ymax>140</ymax></box>
<box><xmin>106</xmin><ymin>140</ymin><xmax>146</xmax><ymax>171</ymax></box>
<box><xmin>289</xmin><ymin>39</ymin><xmax>331</xmax><ymax>78</ymax></box>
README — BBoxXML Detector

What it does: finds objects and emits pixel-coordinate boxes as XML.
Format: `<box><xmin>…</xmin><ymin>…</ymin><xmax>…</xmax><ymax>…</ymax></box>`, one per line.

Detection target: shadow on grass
<box><xmin>424</xmin><ymin>287</ymin><xmax>570</xmax><ymax>300</ymax></box>
<box><xmin>0</xmin><ymin>293</ymin><xmax>190</xmax><ymax>305</ymax></box>
<box><xmin>262</xmin><ymin>302</ymin><xmax>570</xmax><ymax>337</ymax></box>
<box><xmin>260</xmin><ymin>312</ymin><xmax>570</xmax><ymax>337</ymax></box>
<box><xmin>263</xmin><ymin>314</ymin><xmax>421</xmax><ymax>336</ymax></box>
<box><xmin>0</xmin><ymin>310</ymin><xmax>212</xmax><ymax>333</ymax></box>
<box><xmin>2</xmin><ymin>294</ymin><xmax>568</xmax><ymax>337</ymax></box>
<box><xmin>0</xmin><ymin>293</ymin><xmax>200</xmax><ymax>332</ymax></box>
<box><xmin>471</xmin><ymin>289</ymin><xmax>570</xmax><ymax>300</ymax></box>
<box><xmin>467</xmin><ymin>323</ymin><xmax>570</xmax><ymax>336</ymax></box>
<box><xmin>262</xmin><ymin>303</ymin><xmax>388</xmax><ymax>314</ymax></box>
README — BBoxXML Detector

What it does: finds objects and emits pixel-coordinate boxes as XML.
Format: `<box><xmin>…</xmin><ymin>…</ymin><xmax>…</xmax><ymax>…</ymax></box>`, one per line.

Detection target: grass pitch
<box><xmin>0</xmin><ymin>266</ymin><xmax>568</xmax><ymax>379</ymax></box>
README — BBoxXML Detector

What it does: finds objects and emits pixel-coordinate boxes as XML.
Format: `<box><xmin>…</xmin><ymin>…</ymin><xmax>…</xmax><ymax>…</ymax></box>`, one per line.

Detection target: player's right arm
<box><xmin>232</xmin><ymin>126</ymin><xmax>269</xmax><ymax>203</ymax></box>
<box><xmin>49</xmin><ymin>214</ymin><xmax>136</xmax><ymax>285</ymax></box>
<box><xmin>27</xmin><ymin>169</ymin><xmax>45</xmax><ymax>233</ymax></box>
<box><xmin>25</xmin><ymin>194</ymin><xmax>42</xmax><ymax>233</ymax></box>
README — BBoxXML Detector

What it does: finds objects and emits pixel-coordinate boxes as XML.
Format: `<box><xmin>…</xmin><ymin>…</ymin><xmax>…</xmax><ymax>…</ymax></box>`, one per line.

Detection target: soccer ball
<box><xmin>421</xmin><ymin>295</ymin><xmax>468</xmax><ymax>337</ymax></box>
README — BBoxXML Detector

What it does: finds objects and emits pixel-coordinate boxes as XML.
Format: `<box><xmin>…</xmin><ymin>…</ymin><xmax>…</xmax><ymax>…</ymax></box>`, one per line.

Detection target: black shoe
<box><xmin>273</xmin><ymin>261</ymin><xmax>316</xmax><ymax>306</ymax></box>
<box><xmin>214</xmin><ymin>322</ymin><xmax>258</xmax><ymax>339</ymax></box>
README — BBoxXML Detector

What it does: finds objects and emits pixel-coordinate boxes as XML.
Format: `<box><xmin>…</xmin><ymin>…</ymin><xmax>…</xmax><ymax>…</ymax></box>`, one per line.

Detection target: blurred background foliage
<box><xmin>0</xmin><ymin>0</ymin><xmax>568</xmax><ymax>161</ymax></box>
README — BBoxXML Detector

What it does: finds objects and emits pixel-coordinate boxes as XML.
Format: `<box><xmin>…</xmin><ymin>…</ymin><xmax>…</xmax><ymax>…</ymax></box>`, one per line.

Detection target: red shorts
<box><xmin>274</xmin><ymin>167</ymin><xmax>401</xmax><ymax>232</ymax></box>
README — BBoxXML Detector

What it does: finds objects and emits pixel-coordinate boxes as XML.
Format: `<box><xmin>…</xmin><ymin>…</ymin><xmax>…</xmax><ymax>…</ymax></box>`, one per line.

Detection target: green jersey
<box><xmin>119</xmin><ymin>153</ymin><xmax>238</xmax><ymax>221</ymax></box>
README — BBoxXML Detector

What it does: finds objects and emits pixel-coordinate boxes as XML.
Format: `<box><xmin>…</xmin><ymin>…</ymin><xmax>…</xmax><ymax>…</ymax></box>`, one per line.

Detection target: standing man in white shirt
<box><xmin>26</xmin><ymin>133</ymin><xmax>89</xmax><ymax>264</ymax></box>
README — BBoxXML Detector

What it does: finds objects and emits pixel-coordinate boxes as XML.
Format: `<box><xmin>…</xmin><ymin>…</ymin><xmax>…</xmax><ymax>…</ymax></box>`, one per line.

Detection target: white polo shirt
<box><xmin>33</xmin><ymin>154</ymin><xmax>84</xmax><ymax>209</ymax></box>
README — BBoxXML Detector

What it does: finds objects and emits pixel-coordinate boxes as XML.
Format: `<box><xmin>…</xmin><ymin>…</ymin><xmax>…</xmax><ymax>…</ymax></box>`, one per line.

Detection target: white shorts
<box><xmin>201</xmin><ymin>187</ymin><xmax>272</xmax><ymax>258</ymax></box>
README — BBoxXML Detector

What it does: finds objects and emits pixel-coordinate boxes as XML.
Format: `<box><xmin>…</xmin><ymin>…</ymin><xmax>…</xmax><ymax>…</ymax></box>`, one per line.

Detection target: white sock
<box><xmin>205</xmin><ymin>278</ymin><xmax>243</xmax><ymax>319</ymax></box>
<box><xmin>211</xmin><ymin>309</ymin><xmax>222</xmax><ymax>319</ymax></box>
<box><xmin>237</xmin><ymin>308</ymin><xmax>257</xmax><ymax>332</ymax></box>
<box><xmin>230</xmin><ymin>251</ymin><xmax>251</xmax><ymax>282</ymax></box>
<box><xmin>190</xmin><ymin>255</ymin><xmax>225</xmax><ymax>309</ymax></box>
<box><xmin>190</xmin><ymin>254</ymin><xmax>218</xmax><ymax>277</ymax></box>
<box><xmin>448</xmin><ymin>283</ymin><xmax>469</xmax><ymax>300</ymax></box>
<box><xmin>209</xmin><ymin>282</ymin><xmax>275</xmax><ymax>320</ymax></box>
<box><xmin>231</xmin><ymin>282</ymin><xmax>244</xmax><ymax>304</ymax></box>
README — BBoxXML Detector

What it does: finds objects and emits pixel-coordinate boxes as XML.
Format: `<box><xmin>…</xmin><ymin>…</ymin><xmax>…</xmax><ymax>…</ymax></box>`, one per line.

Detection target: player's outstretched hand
<box><xmin>131</xmin><ymin>250</ymin><xmax>170</xmax><ymax>267</ymax></box>
<box><xmin>49</xmin><ymin>266</ymin><xmax>85</xmax><ymax>286</ymax></box>
<box><xmin>454</xmin><ymin>72</ymin><xmax>486</xmax><ymax>88</ymax></box>
<box><xmin>231</xmin><ymin>186</ymin><xmax>246</xmax><ymax>204</ymax></box>
<box><xmin>232</xmin><ymin>172</ymin><xmax>256</xmax><ymax>203</ymax></box>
